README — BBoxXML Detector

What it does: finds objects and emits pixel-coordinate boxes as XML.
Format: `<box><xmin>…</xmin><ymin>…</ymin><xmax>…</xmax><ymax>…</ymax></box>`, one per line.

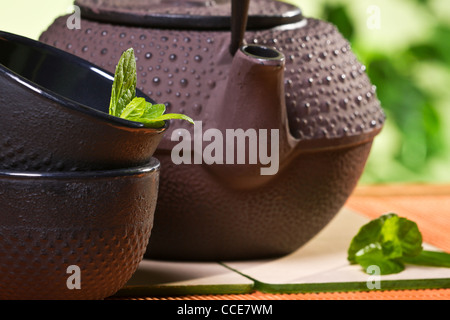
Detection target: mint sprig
<box><xmin>109</xmin><ymin>48</ymin><xmax>136</xmax><ymax>117</ymax></box>
<box><xmin>109</xmin><ymin>48</ymin><xmax>194</xmax><ymax>128</ymax></box>
<box><xmin>348</xmin><ymin>213</ymin><xmax>450</xmax><ymax>275</ymax></box>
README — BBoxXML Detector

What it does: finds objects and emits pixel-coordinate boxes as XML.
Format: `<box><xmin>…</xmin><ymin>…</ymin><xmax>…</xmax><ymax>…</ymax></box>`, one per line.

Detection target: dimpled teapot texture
<box><xmin>39</xmin><ymin>0</ymin><xmax>385</xmax><ymax>260</ymax></box>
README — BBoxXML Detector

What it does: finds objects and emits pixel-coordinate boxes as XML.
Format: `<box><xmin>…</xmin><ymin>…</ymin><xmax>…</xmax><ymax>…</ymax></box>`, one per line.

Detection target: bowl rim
<box><xmin>0</xmin><ymin>30</ymin><xmax>168</xmax><ymax>133</ymax></box>
<box><xmin>0</xmin><ymin>158</ymin><xmax>160</xmax><ymax>179</ymax></box>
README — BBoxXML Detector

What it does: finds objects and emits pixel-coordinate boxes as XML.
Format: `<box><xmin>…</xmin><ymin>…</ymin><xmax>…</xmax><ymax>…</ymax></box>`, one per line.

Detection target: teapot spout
<box><xmin>216</xmin><ymin>44</ymin><xmax>290</xmax><ymax>147</ymax></box>
<box><xmin>207</xmin><ymin>44</ymin><xmax>293</xmax><ymax>188</ymax></box>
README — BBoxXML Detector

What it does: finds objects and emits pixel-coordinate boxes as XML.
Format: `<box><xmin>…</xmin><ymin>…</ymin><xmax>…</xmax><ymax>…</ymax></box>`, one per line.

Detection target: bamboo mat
<box><xmin>109</xmin><ymin>184</ymin><xmax>450</xmax><ymax>300</ymax></box>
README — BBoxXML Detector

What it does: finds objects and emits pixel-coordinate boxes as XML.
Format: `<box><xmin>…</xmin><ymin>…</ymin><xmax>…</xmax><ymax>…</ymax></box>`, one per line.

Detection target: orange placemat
<box><xmin>116</xmin><ymin>288</ymin><xmax>449</xmax><ymax>300</ymax></box>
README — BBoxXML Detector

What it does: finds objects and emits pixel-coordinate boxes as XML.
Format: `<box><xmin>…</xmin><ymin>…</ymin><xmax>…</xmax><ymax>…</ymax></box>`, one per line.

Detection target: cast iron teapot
<box><xmin>40</xmin><ymin>0</ymin><xmax>385</xmax><ymax>261</ymax></box>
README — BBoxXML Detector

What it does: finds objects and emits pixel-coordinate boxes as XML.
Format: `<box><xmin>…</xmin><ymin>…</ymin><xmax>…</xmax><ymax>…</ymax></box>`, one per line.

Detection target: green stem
<box><xmin>403</xmin><ymin>250</ymin><xmax>450</xmax><ymax>268</ymax></box>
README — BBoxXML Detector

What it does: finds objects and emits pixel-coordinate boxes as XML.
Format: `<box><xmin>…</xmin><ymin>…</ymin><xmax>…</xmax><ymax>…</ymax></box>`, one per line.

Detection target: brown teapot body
<box><xmin>40</xmin><ymin>0</ymin><xmax>385</xmax><ymax>260</ymax></box>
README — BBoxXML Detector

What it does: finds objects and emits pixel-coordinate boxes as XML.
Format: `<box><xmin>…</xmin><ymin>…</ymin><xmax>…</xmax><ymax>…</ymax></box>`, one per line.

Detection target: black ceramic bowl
<box><xmin>0</xmin><ymin>158</ymin><xmax>160</xmax><ymax>300</ymax></box>
<box><xmin>0</xmin><ymin>30</ymin><xmax>168</xmax><ymax>171</ymax></box>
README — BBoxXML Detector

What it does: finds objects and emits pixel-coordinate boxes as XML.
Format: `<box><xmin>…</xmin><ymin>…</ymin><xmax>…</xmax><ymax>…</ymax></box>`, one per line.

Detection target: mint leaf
<box><xmin>348</xmin><ymin>215</ymin><xmax>384</xmax><ymax>264</ymax></box>
<box><xmin>119</xmin><ymin>97</ymin><xmax>147</xmax><ymax>119</ymax></box>
<box><xmin>124</xmin><ymin>102</ymin><xmax>194</xmax><ymax>128</ymax></box>
<box><xmin>348</xmin><ymin>213</ymin><xmax>450</xmax><ymax>275</ymax></box>
<box><xmin>108</xmin><ymin>48</ymin><xmax>193</xmax><ymax>128</ymax></box>
<box><xmin>348</xmin><ymin>213</ymin><xmax>423</xmax><ymax>275</ymax></box>
<box><xmin>126</xmin><ymin>102</ymin><xmax>166</xmax><ymax>128</ymax></box>
<box><xmin>142</xmin><ymin>102</ymin><xmax>166</xmax><ymax>119</ymax></box>
<box><xmin>148</xmin><ymin>113</ymin><xmax>194</xmax><ymax>124</ymax></box>
<box><xmin>354</xmin><ymin>244</ymin><xmax>405</xmax><ymax>275</ymax></box>
<box><xmin>109</xmin><ymin>48</ymin><xmax>137</xmax><ymax>117</ymax></box>
<box><xmin>380</xmin><ymin>214</ymin><xmax>423</xmax><ymax>258</ymax></box>
<box><xmin>128</xmin><ymin>113</ymin><xmax>194</xmax><ymax>129</ymax></box>
<box><xmin>403</xmin><ymin>250</ymin><xmax>450</xmax><ymax>268</ymax></box>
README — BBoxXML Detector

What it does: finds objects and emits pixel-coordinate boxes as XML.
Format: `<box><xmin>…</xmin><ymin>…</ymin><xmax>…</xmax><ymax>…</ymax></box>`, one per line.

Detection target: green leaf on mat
<box><xmin>347</xmin><ymin>213</ymin><xmax>450</xmax><ymax>275</ymax></box>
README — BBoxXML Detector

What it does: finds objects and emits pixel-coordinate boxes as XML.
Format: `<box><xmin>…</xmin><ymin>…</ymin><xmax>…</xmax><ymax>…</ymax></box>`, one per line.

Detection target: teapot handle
<box><xmin>229</xmin><ymin>0</ymin><xmax>250</xmax><ymax>55</ymax></box>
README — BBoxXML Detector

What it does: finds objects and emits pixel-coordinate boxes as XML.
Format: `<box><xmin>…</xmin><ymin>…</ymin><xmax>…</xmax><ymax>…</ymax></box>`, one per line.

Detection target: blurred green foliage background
<box><xmin>1</xmin><ymin>0</ymin><xmax>449</xmax><ymax>184</ymax></box>
<box><xmin>284</xmin><ymin>0</ymin><xmax>450</xmax><ymax>184</ymax></box>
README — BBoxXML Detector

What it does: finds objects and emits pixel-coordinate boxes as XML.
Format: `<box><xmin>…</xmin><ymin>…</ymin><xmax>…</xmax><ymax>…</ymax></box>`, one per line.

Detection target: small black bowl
<box><xmin>0</xmin><ymin>30</ymin><xmax>168</xmax><ymax>171</ymax></box>
<box><xmin>0</xmin><ymin>158</ymin><xmax>160</xmax><ymax>300</ymax></box>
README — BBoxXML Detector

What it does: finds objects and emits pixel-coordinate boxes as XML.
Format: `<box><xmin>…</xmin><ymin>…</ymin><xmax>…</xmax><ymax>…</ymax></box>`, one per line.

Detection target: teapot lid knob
<box><xmin>230</xmin><ymin>0</ymin><xmax>250</xmax><ymax>56</ymax></box>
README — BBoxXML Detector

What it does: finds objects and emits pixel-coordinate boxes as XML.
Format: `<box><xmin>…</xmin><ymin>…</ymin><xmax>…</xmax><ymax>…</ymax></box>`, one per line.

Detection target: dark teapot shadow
<box><xmin>0</xmin><ymin>31</ymin><xmax>168</xmax><ymax>172</ymax></box>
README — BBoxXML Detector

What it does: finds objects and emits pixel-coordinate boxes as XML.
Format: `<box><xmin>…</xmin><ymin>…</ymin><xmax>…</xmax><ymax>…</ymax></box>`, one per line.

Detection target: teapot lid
<box><xmin>74</xmin><ymin>0</ymin><xmax>303</xmax><ymax>30</ymax></box>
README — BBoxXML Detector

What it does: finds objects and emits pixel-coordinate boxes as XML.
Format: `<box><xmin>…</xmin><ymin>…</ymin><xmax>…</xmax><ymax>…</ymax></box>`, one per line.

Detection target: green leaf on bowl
<box><xmin>109</xmin><ymin>48</ymin><xmax>137</xmax><ymax>118</ymax></box>
<box><xmin>118</xmin><ymin>96</ymin><xmax>147</xmax><ymax>119</ymax></box>
<box><xmin>109</xmin><ymin>48</ymin><xmax>193</xmax><ymax>128</ymax></box>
